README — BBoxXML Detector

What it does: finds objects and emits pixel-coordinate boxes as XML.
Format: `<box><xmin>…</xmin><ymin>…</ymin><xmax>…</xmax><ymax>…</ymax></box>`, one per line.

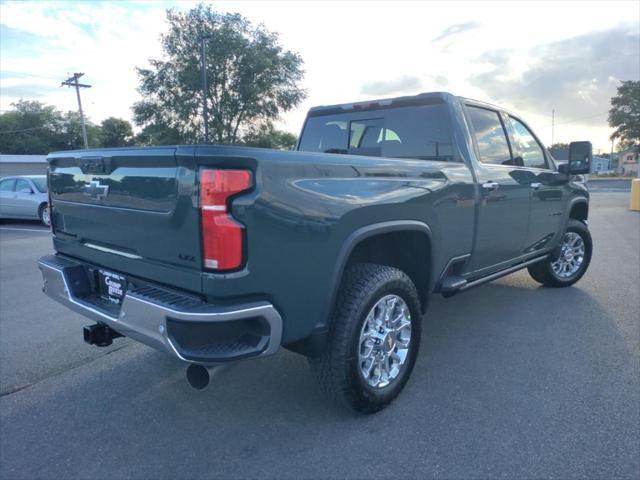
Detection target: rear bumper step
<box><xmin>38</xmin><ymin>255</ymin><xmax>283</xmax><ymax>364</ymax></box>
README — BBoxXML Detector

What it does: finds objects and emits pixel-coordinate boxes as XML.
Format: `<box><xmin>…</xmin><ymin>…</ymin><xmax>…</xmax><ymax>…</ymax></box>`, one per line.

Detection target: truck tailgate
<box><xmin>48</xmin><ymin>147</ymin><xmax>203</xmax><ymax>292</ymax></box>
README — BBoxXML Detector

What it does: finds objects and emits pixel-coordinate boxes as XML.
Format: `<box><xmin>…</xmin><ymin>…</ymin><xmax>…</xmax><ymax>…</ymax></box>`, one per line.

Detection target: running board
<box><xmin>441</xmin><ymin>255</ymin><xmax>549</xmax><ymax>298</ymax></box>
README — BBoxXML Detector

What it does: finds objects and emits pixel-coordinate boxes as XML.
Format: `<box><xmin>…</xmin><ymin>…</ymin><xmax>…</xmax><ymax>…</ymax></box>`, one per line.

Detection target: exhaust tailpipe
<box><xmin>186</xmin><ymin>364</ymin><xmax>223</xmax><ymax>391</ymax></box>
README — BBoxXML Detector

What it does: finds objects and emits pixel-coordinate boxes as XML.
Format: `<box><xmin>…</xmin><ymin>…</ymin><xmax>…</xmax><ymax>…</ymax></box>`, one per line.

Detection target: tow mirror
<box><xmin>566</xmin><ymin>141</ymin><xmax>592</xmax><ymax>175</ymax></box>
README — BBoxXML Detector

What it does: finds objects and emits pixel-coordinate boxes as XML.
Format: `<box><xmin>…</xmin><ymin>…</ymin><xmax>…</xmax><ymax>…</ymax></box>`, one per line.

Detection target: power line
<box><xmin>61</xmin><ymin>73</ymin><xmax>91</xmax><ymax>149</ymax></box>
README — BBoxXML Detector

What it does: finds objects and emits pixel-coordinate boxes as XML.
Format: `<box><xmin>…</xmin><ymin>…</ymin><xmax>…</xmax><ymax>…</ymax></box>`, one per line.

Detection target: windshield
<box><xmin>298</xmin><ymin>104</ymin><xmax>454</xmax><ymax>161</ymax></box>
<box><xmin>31</xmin><ymin>177</ymin><xmax>47</xmax><ymax>193</ymax></box>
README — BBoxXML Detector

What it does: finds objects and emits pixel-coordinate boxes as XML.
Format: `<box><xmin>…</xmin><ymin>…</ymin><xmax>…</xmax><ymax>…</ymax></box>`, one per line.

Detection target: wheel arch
<box><xmin>568</xmin><ymin>197</ymin><xmax>588</xmax><ymax>222</ymax></box>
<box><xmin>285</xmin><ymin>221</ymin><xmax>433</xmax><ymax>358</ymax></box>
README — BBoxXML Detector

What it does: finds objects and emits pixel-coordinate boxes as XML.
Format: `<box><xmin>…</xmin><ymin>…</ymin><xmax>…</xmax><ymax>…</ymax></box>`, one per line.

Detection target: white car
<box><xmin>0</xmin><ymin>175</ymin><xmax>50</xmax><ymax>226</ymax></box>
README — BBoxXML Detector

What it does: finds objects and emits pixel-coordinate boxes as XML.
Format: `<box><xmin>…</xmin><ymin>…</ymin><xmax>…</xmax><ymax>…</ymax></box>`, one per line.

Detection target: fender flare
<box><xmin>564</xmin><ymin>196</ymin><xmax>589</xmax><ymax>225</ymax></box>
<box><xmin>321</xmin><ymin>220</ymin><xmax>433</xmax><ymax>331</ymax></box>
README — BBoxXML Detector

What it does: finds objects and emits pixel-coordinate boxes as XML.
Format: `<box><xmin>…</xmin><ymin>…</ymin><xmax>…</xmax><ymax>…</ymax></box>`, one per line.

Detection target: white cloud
<box><xmin>1</xmin><ymin>0</ymin><xmax>638</xmax><ymax>152</ymax></box>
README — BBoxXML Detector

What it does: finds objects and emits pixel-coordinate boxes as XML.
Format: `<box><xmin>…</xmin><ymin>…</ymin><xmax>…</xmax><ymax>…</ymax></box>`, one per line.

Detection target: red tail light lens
<box><xmin>200</xmin><ymin>169</ymin><xmax>252</xmax><ymax>271</ymax></box>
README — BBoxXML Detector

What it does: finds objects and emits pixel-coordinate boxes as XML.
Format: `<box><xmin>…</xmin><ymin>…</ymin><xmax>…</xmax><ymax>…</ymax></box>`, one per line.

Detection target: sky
<box><xmin>1</xmin><ymin>0</ymin><xmax>639</xmax><ymax>153</ymax></box>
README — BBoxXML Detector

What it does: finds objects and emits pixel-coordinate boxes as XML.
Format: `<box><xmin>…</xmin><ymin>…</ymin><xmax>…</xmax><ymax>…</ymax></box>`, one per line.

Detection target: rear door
<box><xmin>464</xmin><ymin>104</ymin><xmax>530</xmax><ymax>274</ymax></box>
<box><xmin>48</xmin><ymin>147</ymin><xmax>203</xmax><ymax>292</ymax></box>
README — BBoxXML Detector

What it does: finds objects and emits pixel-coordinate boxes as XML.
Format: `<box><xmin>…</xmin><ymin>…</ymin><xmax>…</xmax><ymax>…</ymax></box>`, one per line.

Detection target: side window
<box><xmin>0</xmin><ymin>179</ymin><xmax>15</xmax><ymax>192</ymax></box>
<box><xmin>466</xmin><ymin>106</ymin><xmax>512</xmax><ymax>165</ymax></box>
<box><xmin>15</xmin><ymin>179</ymin><xmax>32</xmax><ymax>193</ymax></box>
<box><xmin>508</xmin><ymin>117</ymin><xmax>547</xmax><ymax>169</ymax></box>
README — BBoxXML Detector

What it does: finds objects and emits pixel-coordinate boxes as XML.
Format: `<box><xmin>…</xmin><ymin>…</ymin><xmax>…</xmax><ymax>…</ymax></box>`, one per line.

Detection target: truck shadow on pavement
<box><xmin>2</xmin><ymin>273</ymin><xmax>637</xmax><ymax>479</ymax></box>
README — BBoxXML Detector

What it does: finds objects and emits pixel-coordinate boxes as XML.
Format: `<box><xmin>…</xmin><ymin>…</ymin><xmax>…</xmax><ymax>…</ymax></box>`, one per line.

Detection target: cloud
<box><xmin>433</xmin><ymin>22</ymin><xmax>480</xmax><ymax>42</ymax></box>
<box><xmin>470</xmin><ymin>25</ymin><xmax>640</xmax><ymax>125</ymax></box>
<box><xmin>360</xmin><ymin>75</ymin><xmax>422</xmax><ymax>96</ymax></box>
<box><xmin>0</xmin><ymin>84</ymin><xmax>58</xmax><ymax>98</ymax></box>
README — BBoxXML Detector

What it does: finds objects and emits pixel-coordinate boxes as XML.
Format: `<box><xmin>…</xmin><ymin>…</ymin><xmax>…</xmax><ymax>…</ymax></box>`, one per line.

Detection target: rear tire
<box><xmin>38</xmin><ymin>204</ymin><xmax>50</xmax><ymax>227</ymax></box>
<box><xmin>309</xmin><ymin>263</ymin><xmax>422</xmax><ymax>414</ymax></box>
<box><xmin>528</xmin><ymin>219</ymin><xmax>592</xmax><ymax>287</ymax></box>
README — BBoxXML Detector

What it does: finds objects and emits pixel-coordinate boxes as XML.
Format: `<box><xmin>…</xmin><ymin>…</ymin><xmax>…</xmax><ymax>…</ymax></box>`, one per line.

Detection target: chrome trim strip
<box><xmin>84</xmin><ymin>243</ymin><xmax>143</xmax><ymax>259</ymax></box>
<box><xmin>38</xmin><ymin>257</ymin><xmax>283</xmax><ymax>364</ymax></box>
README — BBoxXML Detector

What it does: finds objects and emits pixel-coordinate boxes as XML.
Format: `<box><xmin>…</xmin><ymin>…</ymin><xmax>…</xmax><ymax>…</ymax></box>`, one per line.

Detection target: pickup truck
<box><xmin>38</xmin><ymin>92</ymin><xmax>593</xmax><ymax>413</ymax></box>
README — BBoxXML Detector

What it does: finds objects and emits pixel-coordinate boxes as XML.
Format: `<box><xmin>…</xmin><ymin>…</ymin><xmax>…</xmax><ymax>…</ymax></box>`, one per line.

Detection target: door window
<box><xmin>508</xmin><ymin>117</ymin><xmax>547</xmax><ymax>169</ymax></box>
<box><xmin>15</xmin><ymin>179</ymin><xmax>32</xmax><ymax>193</ymax></box>
<box><xmin>0</xmin><ymin>179</ymin><xmax>15</xmax><ymax>192</ymax></box>
<box><xmin>466</xmin><ymin>106</ymin><xmax>512</xmax><ymax>165</ymax></box>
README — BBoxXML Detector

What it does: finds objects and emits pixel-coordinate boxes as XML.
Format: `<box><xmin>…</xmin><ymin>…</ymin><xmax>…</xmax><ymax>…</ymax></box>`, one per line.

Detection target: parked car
<box><xmin>38</xmin><ymin>92</ymin><xmax>593</xmax><ymax>412</ymax></box>
<box><xmin>0</xmin><ymin>175</ymin><xmax>50</xmax><ymax>226</ymax></box>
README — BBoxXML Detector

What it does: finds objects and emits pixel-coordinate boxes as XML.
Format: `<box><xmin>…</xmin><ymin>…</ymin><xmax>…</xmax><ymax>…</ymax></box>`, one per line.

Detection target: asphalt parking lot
<box><xmin>1</xmin><ymin>192</ymin><xmax>638</xmax><ymax>480</ymax></box>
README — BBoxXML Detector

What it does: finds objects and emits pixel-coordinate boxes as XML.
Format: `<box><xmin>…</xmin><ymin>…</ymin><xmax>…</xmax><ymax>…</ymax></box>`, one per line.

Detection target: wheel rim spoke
<box><xmin>551</xmin><ymin>232</ymin><xmax>586</xmax><ymax>278</ymax></box>
<box><xmin>358</xmin><ymin>294</ymin><xmax>412</xmax><ymax>389</ymax></box>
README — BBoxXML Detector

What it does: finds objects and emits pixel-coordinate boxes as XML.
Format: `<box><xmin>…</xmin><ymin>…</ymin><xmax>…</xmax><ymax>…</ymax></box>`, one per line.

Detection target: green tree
<box><xmin>133</xmin><ymin>4</ymin><xmax>306</xmax><ymax>144</ymax></box>
<box><xmin>0</xmin><ymin>100</ymin><xmax>103</xmax><ymax>153</ymax></box>
<box><xmin>0</xmin><ymin>100</ymin><xmax>65</xmax><ymax>154</ymax></box>
<box><xmin>62</xmin><ymin>111</ymin><xmax>100</xmax><ymax>150</ymax></box>
<box><xmin>99</xmin><ymin>117</ymin><xmax>134</xmax><ymax>147</ymax></box>
<box><xmin>134</xmin><ymin>124</ymin><xmax>184</xmax><ymax>146</ymax></box>
<box><xmin>241</xmin><ymin>123</ymin><xmax>297</xmax><ymax>150</ymax></box>
<box><xmin>608</xmin><ymin>80</ymin><xmax>640</xmax><ymax>152</ymax></box>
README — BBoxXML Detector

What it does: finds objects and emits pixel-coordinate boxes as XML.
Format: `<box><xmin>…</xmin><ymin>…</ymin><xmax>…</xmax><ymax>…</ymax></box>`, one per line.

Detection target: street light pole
<box><xmin>200</xmin><ymin>36</ymin><xmax>210</xmax><ymax>143</ymax></box>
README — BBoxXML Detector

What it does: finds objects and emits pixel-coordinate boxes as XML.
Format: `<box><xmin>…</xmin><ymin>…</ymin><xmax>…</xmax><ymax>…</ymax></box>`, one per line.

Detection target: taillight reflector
<box><xmin>200</xmin><ymin>169</ymin><xmax>252</xmax><ymax>271</ymax></box>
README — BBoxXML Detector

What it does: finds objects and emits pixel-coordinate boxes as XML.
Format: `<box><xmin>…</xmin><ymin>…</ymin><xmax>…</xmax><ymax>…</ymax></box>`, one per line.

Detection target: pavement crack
<box><xmin>0</xmin><ymin>342</ymin><xmax>132</xmax><ymax>398</ymax></box>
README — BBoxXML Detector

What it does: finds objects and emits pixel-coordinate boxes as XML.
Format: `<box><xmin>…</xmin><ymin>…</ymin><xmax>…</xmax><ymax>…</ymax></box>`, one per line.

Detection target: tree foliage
<box><xmin>608</xmin><ymin>80</ymin><xmax>640</xmax><ymax>151</ymax></box>
<box><xmin>241</xmin><ymin>123</ymin><xmax>297</xmax><ymax>150</ymax></box>
<box><xmin>0</xmin><ymin>100</ymin><xmax>134</xmax><ymax>154</ymax></box>
<box><xmin>133</xmin><ymin>4</ymin><xmax>306</xmax><ymax>144</ymax></box>
<box><xmin>99</xmin><ymin>117</ymin><xmax>134</xmax><ymax>147</ymax></box>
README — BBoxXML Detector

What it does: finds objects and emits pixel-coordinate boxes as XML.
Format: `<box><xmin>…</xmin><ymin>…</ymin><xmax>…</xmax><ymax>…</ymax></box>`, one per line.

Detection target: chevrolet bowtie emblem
<box><xmin>83</xmin><ymin>180</ymin><xmax>109</xmax><ymax>200</ymax></box>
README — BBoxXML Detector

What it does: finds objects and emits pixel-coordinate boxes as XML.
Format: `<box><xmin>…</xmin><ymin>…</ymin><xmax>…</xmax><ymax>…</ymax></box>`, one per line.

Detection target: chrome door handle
<box><xmin>482</xmin><ymin>181</ymin><xmax>499</xmax><ymax>191</ymax></box>
<box><xmin>530</xmin><ymin>182</ymin><xmax>542</xmax><ymax>189</ymax></box>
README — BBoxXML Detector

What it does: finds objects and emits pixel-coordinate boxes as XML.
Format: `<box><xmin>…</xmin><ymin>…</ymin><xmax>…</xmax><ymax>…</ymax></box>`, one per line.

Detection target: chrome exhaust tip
<box><xmin>186</xmin><ymin>364</ymin><xmax>221</xmax><ymax>391</ymax></box>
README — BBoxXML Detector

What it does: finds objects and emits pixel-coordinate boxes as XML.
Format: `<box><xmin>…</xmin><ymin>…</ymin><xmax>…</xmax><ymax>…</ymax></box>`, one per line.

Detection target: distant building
<box><xmin>617</xmin><ymin>150</ymin><xmax>639</xmax><ymax>176</ymax></box>
<box><xmin>591</xmin><ymin>156</ymin><xmax>610</xmax><ymax>173</ymax></box>
<box><xmin>549</xmin><ymin>148</ymin><xmax>610</xmax><ymax>174</ymax></box>
<box><xmin>0</xmin><ymin>155</ymin><xmax>48</xmax><ymax>177</ymax></box>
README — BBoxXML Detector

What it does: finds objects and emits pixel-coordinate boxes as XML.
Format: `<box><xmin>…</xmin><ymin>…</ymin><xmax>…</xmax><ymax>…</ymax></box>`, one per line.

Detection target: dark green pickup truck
<box><xmin>39</xmin><ymin>92</ymin><xmax>593</xmax><ymax>412</ymax></box>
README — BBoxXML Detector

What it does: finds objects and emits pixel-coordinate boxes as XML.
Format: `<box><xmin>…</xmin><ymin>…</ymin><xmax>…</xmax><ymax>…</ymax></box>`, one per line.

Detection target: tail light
<box><xmin>200</xmin><ymin>169</ymin><xmax>252</xmax><ymax>271</ymax></box>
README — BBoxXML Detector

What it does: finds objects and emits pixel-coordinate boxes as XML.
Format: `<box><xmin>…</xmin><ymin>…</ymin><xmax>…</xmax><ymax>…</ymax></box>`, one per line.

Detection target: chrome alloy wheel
<box><xmin>552</xmin><ymin>232</ymin><xmax>585</xmax><ymax>278</ymax></box>
<box><xmin>358</xmin><ymin>294</ymin><xmax>412</xmax><ymax>389</ymax></box>
<box><xmin>41</xmin><ymin>206</ymin><xmax>51</xmax><ymax>227</ymax></box>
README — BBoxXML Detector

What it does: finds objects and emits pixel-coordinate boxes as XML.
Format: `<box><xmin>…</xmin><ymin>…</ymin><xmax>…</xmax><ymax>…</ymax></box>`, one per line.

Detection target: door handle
<box><xmin>482</xmin><ymin>181</ymin><xmax>499</xmax><ymax>191</ymax></box>
<box><xmin>530</xmin><ymin>182</ymin><xmax>542</xmax><ymax>190</ymax></box>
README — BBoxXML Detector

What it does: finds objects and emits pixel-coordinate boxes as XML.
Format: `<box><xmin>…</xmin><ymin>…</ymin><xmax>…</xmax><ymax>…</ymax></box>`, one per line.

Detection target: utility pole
<box><xmin>551</xmin><ymin>109</ymin><xmax>555</xmax><ymax>146</ymax></box>
<box><xmin>61</xmin><ymin>73</ymin><xmax>91</xmax><ymax>149</ymax></box>
<box><xmin>610</xmin><ymin>138</ymin><xmax>615</xmax><ymax>172</ymax></box>
<box><xmin>200</xmin><ymin>36</ymin><xmax>211</xmax><ymax>143</ymax></box>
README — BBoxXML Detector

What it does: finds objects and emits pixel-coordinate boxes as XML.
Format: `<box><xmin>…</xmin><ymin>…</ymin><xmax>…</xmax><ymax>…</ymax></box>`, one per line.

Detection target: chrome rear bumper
<box><xmin>38</xmin><ymin>255</ymin><xmax>283</xmax><ymax>364</ymax></box>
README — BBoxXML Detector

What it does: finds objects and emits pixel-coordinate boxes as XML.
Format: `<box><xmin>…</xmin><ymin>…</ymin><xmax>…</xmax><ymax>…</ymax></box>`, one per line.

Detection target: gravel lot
<box><xmin>1</xmin><ymin>192</ymin><xmax>638</xmax><ymax>479</ymax></box>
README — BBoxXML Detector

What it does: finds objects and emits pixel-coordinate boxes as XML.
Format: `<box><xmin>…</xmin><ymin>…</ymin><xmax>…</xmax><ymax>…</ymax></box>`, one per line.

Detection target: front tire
<box><xmin>309</xmin><ymin>263</ymin><xmax>422</xmax><ymax>414</ymax></box>
<box><xmin>528</xmin><ymin>219</ymin><xmax>592</xmax><ymax>287</ymax></box>
<box><xmin>38</xmin><ymin>204</ymin><xmax>50</xmax><ymax>228</ymax></box>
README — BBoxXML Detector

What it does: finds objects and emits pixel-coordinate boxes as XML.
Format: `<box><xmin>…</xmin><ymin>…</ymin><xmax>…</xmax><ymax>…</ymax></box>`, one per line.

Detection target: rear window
<box><xmin>298</xmin><ymin>105</ymin><xmax>454</xmax><ymax>161</ymax></box>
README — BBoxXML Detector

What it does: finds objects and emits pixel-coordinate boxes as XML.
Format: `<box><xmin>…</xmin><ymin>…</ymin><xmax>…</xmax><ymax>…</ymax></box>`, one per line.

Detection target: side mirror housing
<box><xmin>19</xmin><ymin>188</ymin><xmax>33</xmax><ymax>194</ymax></box>
<box><xmin>567</xmin><ymin>141</ymin><xmax>592</xmax><ymax>175</ymax></box>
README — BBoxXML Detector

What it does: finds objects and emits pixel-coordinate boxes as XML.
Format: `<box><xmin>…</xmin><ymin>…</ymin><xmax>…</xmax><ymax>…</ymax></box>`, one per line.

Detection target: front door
<box><xmin>505</xmin><ymin>115</ymin><xmax>564</xmax><ymax>252</ymax></box>
<box><xmin>464</xmin><ymin>105</ymin><xmax>531</xmax><ymax>274</ymax></box>
<box><xmin>0</xmin><ymin>178</ymin><xmax>17</xmax><ymax>217</ymax></box>
<box><xmin>13</xmin><ymin>178</ymin><xmax>37</xmax><ymax>217</ymax></box>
